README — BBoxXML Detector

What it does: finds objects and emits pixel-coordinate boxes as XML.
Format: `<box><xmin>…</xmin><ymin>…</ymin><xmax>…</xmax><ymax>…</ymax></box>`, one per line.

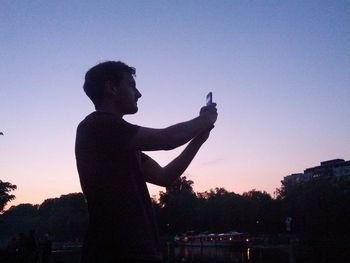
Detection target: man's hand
<box><xmin>200</xmin><ymin>103</ymin><xmax>218</xmax><ymax>127</ymax></box>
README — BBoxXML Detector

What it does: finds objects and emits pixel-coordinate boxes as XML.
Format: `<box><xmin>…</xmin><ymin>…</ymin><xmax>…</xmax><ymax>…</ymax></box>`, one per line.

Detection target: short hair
<box><xmin>83</xmin><ymin>61</ymin><xmax>136</xmax><ymax>106</ymax></box>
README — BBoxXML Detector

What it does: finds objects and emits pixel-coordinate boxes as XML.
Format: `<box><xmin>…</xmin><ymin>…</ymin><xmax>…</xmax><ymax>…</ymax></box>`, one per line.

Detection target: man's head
<box><xmin>83</xmin><ymin>61</ymin><xmax>141</xmax><ymax>115</ymax></box>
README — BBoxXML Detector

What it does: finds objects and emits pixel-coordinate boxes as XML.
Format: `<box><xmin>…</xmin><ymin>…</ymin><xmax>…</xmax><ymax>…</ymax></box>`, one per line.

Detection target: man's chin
<box><xmin>125</xmin><ymin>106</ymin><xmax>138</xmax><ymax>115</ymax></box>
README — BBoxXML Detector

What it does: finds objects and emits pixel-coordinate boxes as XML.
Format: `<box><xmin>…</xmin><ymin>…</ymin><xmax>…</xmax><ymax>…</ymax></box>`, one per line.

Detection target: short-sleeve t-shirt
<box><xmin>75</xmin><ymin>111</ymin><xmax>161</xmax><ymax>262</ymax></box>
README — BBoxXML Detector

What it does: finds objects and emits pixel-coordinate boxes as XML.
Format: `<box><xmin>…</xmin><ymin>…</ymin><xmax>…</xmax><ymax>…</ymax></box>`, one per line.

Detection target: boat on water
<box><xmin>174</xmin><ymin>231</ymin><xmax>249</xmax><ymax>247</ymax></box>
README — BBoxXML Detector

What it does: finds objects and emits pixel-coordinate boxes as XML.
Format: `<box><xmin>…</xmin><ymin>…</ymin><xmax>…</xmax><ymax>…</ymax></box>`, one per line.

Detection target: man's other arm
<box><xmin>141</xmin><ymin>126</ymin><xmax>213</xmax><ymax>187</ymax></box>
<box><xmin>131</xmin><ymin>104</ymin><xmax>217</xmax><ymax>151</ymax></box>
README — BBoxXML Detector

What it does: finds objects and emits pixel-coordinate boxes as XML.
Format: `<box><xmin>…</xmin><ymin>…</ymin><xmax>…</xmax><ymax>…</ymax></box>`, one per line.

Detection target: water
<box><xmin>50</xmin><ymin>245</ymin><xmax>350</xmax><ymax>263</ymax></box>
<box><xmin>161</xmin><ymin>245</ymin><xmax>350</xmax><ymax>263</ymax></box>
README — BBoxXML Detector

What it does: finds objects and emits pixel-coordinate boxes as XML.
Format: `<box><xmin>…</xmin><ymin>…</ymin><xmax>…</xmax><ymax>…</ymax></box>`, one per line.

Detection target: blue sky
<box><xmin>1</xmin><ymin>1</ymin><xmax>349</xmax><ymax>206</ymax></box>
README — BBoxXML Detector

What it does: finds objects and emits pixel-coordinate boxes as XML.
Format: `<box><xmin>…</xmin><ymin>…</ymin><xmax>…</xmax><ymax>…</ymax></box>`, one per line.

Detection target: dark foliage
<box><xmin>276</xmin><ymin>176</ymin><xmax>350</xmax><ymax>242</ymax></box>
<box><xmin>0</xmin><ymin>180</ymin><xmax>16</xmax><ymax>212</ymax></box>
<box><xmin>1</xmin><ymin>176</ymin><xmax>349</xmax><ymax>244</ymax></box>
<box><xmin>156</xmin><ymin>177</ymin><xmax>285</xmax><ymax>235</ymax></box>
<box><xmin>0</xmin><ymin>193</ymin><xmax>88</xmax><ymax>243</ymax></box>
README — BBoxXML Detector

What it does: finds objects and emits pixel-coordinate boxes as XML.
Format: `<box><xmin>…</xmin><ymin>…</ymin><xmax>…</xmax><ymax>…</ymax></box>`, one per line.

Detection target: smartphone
<box><xmin>206</xmin><ymin>92</ymin><xmax>213</xmax><ymax>106</ymax></box>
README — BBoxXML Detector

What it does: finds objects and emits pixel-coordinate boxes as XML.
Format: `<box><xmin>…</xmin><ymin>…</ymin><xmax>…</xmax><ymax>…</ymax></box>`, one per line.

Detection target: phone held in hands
<box><xmin>206</xmin><ymin>92</ymin><xmax>213</xmax><ymax>106</ymax></box>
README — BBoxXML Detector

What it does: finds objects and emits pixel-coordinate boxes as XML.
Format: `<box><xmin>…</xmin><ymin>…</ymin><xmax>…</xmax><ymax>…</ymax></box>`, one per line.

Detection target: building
<box><xmin>283</xmin><ymin>159</ymin><xmax>350</xmax><ymax>184</ymax></box>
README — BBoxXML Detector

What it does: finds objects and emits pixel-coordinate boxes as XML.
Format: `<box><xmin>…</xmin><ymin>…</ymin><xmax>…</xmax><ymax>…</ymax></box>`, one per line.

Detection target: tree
<box><xmin>0</xmin><ymin>193</ymin><xmax>88</xmax><ymax>242</ymax></box>
<box><xmin>158</xmin><ymin>176</ymin><xmax>198</xmax><ymax>234</ymax></box>
<box><xmin>38</xmin><ymin>193</ymin><xmax>88</xmax><ymax>241</ymax></box>
<box><xmin>0</xmin><ymin>180</ymin><xmax>17</xmax><ymax>212</ymax></box>
<box><xmin>276</xmin><ymin>176</ymin><xmax>350</xmax><ymax>241</ymax></box>
<box><xmin>0</xmin><ymin>203</ymin><xmax>39</xmax><ymax>240</ymax></box>
<box><xmin>163</xmin><ymin>176</ymin><xmax>195</xmax><ymax>196</ymax></box>
<box><xmin>242</xmin><ymin>190</ymin><xmax>283</xmax><ymax>234</ymax></box>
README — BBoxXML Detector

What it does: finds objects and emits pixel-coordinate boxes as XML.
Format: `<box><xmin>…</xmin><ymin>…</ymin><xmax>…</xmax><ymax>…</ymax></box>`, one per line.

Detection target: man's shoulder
<box><xmin>77</xmin><ymin>111</ymin><xmax>139</xmax><ymax>134</ymax></box>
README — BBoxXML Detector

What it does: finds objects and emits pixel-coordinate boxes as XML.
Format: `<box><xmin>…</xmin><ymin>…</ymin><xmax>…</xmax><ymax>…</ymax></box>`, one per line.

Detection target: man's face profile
<box><xmin>112</xmin><ymin>72</ymin><xmax>141</xmax><ymax>115</ymax></box>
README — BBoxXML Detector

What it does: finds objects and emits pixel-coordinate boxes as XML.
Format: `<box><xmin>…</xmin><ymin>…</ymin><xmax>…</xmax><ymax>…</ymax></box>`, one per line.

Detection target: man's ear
<box><xmin>105</xmin><ymin>81</ymin><xmax>117</xmax><ymax>95</ymax></box>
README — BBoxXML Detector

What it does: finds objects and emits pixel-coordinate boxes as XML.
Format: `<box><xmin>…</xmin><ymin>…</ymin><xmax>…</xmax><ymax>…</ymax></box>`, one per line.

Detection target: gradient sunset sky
<box><xmin>1</xmin><ymin>1</ymin><xmax>349</xmax><ymax>208</ymax></box>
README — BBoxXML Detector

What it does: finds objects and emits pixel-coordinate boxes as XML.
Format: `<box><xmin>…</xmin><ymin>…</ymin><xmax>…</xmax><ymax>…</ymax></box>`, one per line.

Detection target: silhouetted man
<box><xmin>75</xmin><ymin>61</ymin><xmax>218</xmax><ymax>263</ymax></box>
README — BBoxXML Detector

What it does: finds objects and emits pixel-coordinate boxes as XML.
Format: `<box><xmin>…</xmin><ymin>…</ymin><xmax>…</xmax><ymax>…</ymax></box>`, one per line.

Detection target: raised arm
<box><xmin>142</xmin><ymin>126</ymin><xmax>214</xmax><ymax>187</ymax></box>
<box><xmin>131</xmin><ymin>103</ymin><xmax>217</xmax><ymax>151</ymax></box>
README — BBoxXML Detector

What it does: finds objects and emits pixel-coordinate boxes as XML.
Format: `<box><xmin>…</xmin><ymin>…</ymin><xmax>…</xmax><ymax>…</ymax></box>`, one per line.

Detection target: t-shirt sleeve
<box><xmin>103</xmin><ymin>117</ymin><xmax>139</xmax><ymax>152</ymax></box>
<box><xmin>76</xmin><ymin>112</ymin><xmax>140</xmax><ymax>162</ymax></box>
<box><xmin>112</xmin><ymin>119</ymin><xmax>139</xmax><ymax>145</ymax></box>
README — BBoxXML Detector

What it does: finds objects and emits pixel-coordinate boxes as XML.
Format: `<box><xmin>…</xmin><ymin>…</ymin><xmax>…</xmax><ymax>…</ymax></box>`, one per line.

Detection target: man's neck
<box><xmin>96</xmin><ymin>104</ymin><xmax>123</xmax><ymax>119</ymax></box>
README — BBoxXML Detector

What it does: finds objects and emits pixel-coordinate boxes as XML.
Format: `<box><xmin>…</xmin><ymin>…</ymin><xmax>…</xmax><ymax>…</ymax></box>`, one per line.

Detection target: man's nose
<box><xmin>136</xmin><ymin>89</ymin><xmax>142</xmax><ymax>98</ymax></box>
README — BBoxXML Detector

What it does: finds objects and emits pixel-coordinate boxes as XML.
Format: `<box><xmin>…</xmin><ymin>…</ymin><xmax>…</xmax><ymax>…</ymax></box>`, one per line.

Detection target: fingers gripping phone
<box><xmin>206</xmin><ymin>92</ymin><xmax>213</xmax><ymax>106</ymax></box>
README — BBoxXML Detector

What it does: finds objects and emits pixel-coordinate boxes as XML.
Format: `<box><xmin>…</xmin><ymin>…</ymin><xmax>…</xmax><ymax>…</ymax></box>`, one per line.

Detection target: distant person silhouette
<box><xmin>75</xmin><ymin>61</ymin><xmax>218</xmax><ymax>263</ymax></box>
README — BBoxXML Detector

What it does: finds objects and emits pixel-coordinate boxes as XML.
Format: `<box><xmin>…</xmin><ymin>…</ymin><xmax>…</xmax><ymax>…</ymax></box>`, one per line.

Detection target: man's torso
<box><xmin>75</xmin><ymin>112</ymin><xmax>161</xmax><ymax>262</ymax></box>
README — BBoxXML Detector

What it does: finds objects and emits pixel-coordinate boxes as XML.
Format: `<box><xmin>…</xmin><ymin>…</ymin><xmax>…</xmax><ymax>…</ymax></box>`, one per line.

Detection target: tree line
<box><xmin>0</xmin><ymin>175</ymin><xmax>349</xmax><ymax>244</ymax></box>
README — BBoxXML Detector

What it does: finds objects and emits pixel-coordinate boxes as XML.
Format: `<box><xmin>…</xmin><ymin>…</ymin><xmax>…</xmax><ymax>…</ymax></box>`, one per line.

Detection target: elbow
<box><xmin>159</xmin><ymin>169</ymin><xmax>177</xmax><ymax>188</ymax></box>
<box><xmin>162</xmin><ymin>180</ymin><xmax>174</xmax><ymax>188</ymax></box>
<box><xmin>163</xmin><ymin>173</ymin><xmax>179</xmax><ymax>188</ymax></box>
<box><xmin>158</xmin><ymin>181</ymin><xmax>171</xmax><ymax>188</ymax></box>
<box><xmin>155</xmin><ymin>178</ymin><xmax>173</xmax><ymax>188</ymax></box>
